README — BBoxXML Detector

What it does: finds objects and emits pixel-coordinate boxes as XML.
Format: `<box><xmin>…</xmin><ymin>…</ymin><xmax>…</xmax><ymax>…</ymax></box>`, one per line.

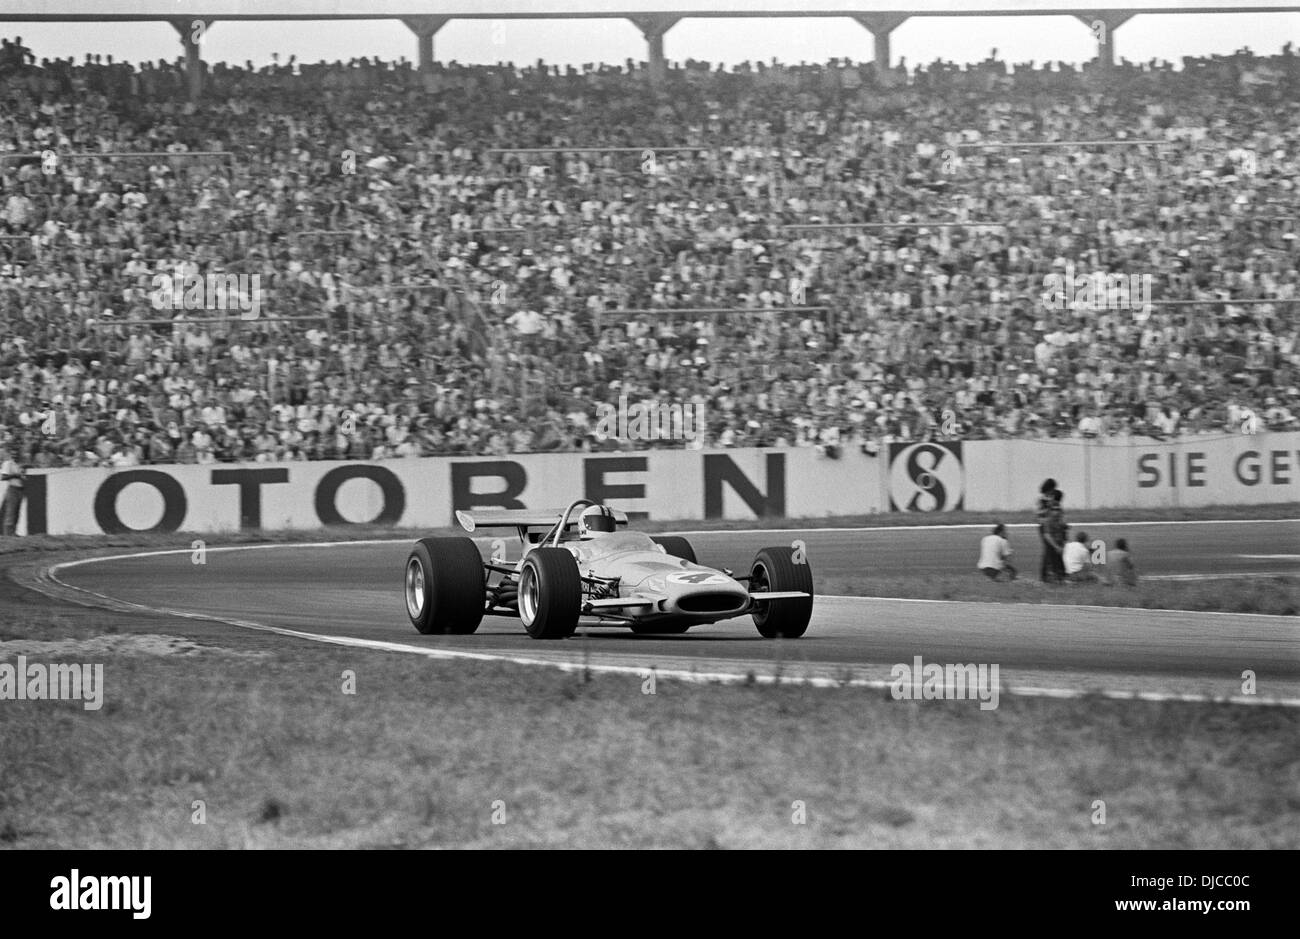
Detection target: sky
<box><xmin>1</xmin><ymin>9</ymin><xmax>1296</xmax><ymax>70</ymax></box>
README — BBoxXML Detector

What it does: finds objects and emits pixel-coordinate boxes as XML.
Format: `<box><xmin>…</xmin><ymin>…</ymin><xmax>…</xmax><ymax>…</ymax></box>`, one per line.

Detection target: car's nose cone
<box><xmin>658</xmin><ymin>571</ymin><xmax>749</xmax><ymax>616</ymax></box>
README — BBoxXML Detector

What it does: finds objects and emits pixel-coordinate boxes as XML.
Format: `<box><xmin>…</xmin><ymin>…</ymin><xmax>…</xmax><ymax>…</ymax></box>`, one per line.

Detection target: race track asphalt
<box><xmin>50</xmin><ymin>520</ymin><xmax>1300</xmax><ymax>700</ymax></box>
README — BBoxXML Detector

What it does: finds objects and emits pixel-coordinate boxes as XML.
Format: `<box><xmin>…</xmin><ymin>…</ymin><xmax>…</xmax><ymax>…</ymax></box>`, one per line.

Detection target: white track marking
<box><xmin>37</xmin><ymin>544</ymin><xmax>1300</xmax><ymax>708</ymax></box>
<box><xmin>1237</xmin><ymin>554</ymin><xmax>1300</xmax><ymax>560</ymax></box>
<box><xmin>819</xmin><ymin>593</ymin><xmax>1297</xmax><ymax>620</ymax></box>
<box><xmin>1145</xmin><ymin>572</ymin><xmax>1297</xmax><ymax>582</ymax></box>
<box><xmin>666</xmin><ymin>518</ymin><xmax>1300</xmax><ymax>536</ymax></box>
<box><xmin>52</xmin><ymin>539</ymin><xmax>412</xmax><ymax>569</ymax></box>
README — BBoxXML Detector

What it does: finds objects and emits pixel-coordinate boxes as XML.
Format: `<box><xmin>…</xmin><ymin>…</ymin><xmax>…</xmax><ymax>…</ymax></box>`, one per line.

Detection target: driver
<box><xmin>577</xmin><ymin>504</ymin><xmax>617</xmax><ymax>540</ymax></box>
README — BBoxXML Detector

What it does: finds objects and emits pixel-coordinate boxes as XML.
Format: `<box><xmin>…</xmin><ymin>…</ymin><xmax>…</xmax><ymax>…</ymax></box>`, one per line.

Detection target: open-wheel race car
<box><xmin>403</xmin><ymin>499</ymin><xmax>813</xmax><ymax>639</ymax></box>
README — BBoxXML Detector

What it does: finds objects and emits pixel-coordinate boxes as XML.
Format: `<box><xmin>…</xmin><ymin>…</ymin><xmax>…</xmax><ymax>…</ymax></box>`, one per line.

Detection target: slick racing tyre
<box><xmin>405</xmin><ymin>537</ymin><xmax>486</xmax><ymax>635</ymax></box>
<box><xmin>519</xmin><ymin>548</ymin><xmax>582</xmax><ymax>639</ymax></box>
<box><xmin>750</xmin><ymin>546</ymin><xmax>814</xmax><ymax>639</ymax></box>
<box><xmin>651</xmin><ymin>535</ymin><xmax>697</xmax><ymax>564</ymax></box>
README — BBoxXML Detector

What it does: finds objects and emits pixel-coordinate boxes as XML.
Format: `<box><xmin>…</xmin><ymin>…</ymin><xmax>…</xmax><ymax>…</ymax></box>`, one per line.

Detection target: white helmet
<box><xmin>578</xmin><ymin>504</ymin><xmax>617</xmax><ymax>539</ymax></box>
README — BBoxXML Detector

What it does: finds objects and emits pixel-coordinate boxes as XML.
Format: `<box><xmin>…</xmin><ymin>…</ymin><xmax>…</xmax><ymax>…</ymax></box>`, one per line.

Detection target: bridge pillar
<box><xmin>629</xmin><ymin>15</ymin><xmax>680</xmax><ymax>86</ymax></box>
<box><xmin>853</xmin><ymin>13</ymin><xmax>909</xmax><ymax>86</ymax></box>
<box><xmin>402</xmin><ymin>16</ymin><xmax>450</xmax><ymax>72</ymax></box>
<box><xmin>1076</xmin><ymin>12</ymin><xmax>1133</xmax><ymax>68</ymax></box>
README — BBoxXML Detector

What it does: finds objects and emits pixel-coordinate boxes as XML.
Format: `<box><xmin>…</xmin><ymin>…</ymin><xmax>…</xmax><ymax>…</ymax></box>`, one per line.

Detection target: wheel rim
<box><xmin>519</xmin><ymin>565</ymin><xmax>539</xmax><ymax>626</ymax></box>
<box><xmin>405</xmin><ymin>558</ymin><xmax>425</xmax><ymax>619</ymax></box>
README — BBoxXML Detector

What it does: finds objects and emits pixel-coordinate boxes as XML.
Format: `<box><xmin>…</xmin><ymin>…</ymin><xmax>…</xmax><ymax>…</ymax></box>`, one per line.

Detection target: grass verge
<box><xmin>1</xmin><ymin>610</ymin><xmax>1296</xmax><ymax>849</ymax></box>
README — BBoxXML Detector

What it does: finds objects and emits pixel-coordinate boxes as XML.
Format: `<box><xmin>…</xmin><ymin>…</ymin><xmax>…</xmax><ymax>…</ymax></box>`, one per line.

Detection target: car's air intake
<box><xmin>677</xmin><ymin>593</ymin><xmax>747</xmax><ymax>615</ymax></box>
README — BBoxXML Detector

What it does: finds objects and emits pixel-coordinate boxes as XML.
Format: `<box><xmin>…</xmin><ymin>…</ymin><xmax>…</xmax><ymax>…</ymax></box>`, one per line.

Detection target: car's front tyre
<box><xmin>750</xmin><ymin>546</ymin><xmax>814</xmax><ymax>639</ymax></box>
<box><xmin>519</xmin><ymin>548</ymin><xmax>582</xmax><ymax>639</ymax></box>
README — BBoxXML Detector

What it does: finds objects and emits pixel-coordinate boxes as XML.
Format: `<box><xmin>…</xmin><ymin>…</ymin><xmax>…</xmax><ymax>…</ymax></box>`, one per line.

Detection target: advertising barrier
<box><xmin>17</xmin><ymin>448</ymin><xmax>886</xmax><ymax>536</ymax></box>
<box><xmin>945</xmin><ymin>432</ymin><xmax>1300</xmax><ymax>513</ymax></box>
<box><xmin>15</xmin><ymin>432</ymin><xmax>1297</xmax><ymax>535</ymax></box>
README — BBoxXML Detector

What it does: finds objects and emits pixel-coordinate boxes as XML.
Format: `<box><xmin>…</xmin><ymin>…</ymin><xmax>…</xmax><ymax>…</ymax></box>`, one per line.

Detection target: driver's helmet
<box><xmin>578</xmin><ymin>504</ymin><xmax>617</xmax><ymax>539</ymax></box>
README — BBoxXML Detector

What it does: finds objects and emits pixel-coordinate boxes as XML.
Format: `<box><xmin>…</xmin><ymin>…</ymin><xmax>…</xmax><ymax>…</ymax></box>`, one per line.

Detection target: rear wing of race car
<box><xmin>455</xmin><ymin>508</ymin><xmax>630</xmax><ymax>542</ymax></box>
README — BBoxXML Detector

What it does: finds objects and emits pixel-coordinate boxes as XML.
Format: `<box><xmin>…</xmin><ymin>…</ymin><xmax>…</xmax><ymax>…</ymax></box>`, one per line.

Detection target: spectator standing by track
<box><xmin>1040</xmin><ymin>488</ymin><xmax>1069</xmax><ymax>583</ymax></box>
<box><xmin>0</xmin><ymin>448</ymin><xmax>25</xmax><ymax>536</ymax></box>
<box><xmin>1036</xmin><ymin>479</ymin><xmax>1060</xmax><ymax>582</ymax></box>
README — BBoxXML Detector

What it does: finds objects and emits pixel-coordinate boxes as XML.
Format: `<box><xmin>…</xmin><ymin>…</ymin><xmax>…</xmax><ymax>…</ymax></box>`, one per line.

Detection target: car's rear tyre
<box><xmin>629</xmin><ymin>620</ymin><xmax>691</xmax><ymax>635</ymax></box>
<box><xmin>405</xmin><ymin>537</ymin><xmax>486</xmax><ymax>635</ymax></box>
<box><xmin>519</xmin><ymin>548</ymin><xmax>582</xmax><ymax>639</ymax></box>
<box><xmin>651</xmin><ymin>535</ymin><xmax>697</xmax><ymax>564</ymax></box>
<box><xmin>750</xmin><ymin>546</ymin><xmax>814</xmax><ymax>639</ymax></box>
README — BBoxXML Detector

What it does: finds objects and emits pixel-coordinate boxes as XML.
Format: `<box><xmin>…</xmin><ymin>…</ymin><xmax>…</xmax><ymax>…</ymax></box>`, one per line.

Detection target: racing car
<box><xmin>403</xmin><ymin>499</ymin><xmax>813</xmax><ymax>639</ymax></box>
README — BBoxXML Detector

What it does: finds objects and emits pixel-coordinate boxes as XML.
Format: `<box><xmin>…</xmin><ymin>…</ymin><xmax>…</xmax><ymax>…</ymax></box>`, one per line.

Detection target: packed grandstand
<box><xmin>1</xmin><ymin>38</ymin><xmax>1298</xmax><ymax>467</ymax></box>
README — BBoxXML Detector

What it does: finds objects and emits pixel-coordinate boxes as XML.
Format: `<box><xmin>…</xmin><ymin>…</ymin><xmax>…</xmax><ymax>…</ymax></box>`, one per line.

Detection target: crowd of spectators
<box><xmin>2</xmin><ymin>37</ymin><xmax>1299</xmax><ymax>468</ymax></box>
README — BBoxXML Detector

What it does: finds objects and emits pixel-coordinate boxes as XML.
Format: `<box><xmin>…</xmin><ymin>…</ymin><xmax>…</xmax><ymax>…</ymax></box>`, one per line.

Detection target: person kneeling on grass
<box><xmin>1062</xmin><ymin>530</ymin><xmax>1099</xmax><ymax>583</ymax></box>
<box><xmin>977</xmin><ymin>523</ymin><xmax>1017</xmax><ymax>581</ymax></box>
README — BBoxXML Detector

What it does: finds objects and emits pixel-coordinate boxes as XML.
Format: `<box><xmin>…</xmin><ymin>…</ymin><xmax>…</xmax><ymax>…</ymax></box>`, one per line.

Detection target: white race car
<box><xmin>404</xmin><ymin>499</ymin><xmax>813</xmax><ymax>639</ymax></box>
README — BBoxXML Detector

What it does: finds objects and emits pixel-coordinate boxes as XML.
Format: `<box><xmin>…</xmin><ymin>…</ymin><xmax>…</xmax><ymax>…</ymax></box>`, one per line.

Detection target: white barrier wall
<box><xmin>19</xmin><ymin>448</ymin><xmax>885</xmax><ymax>535</ymax></box>
<box><xmin>15</xmin><ymin>434</ymin><xmax>1297</xmax><ymax>535</ymax></box>
<box><xmin>959</xmin><ymin>433</ymin><xmax>1300</xmax><ymax>512</ymax></box>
